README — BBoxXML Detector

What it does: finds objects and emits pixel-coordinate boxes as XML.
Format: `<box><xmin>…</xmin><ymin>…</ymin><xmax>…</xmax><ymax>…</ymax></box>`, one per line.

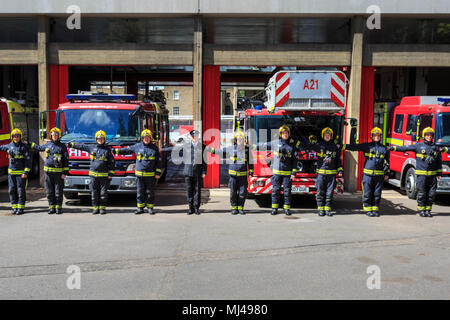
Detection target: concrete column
<box><xmin>344</xmin><ymin>16</ymin><xmax>364</xmax><ymax>193</ymax></box>
<box><xmin>37</xmin><ymin>15</ymin><xmax>49</xmax><ymax>186</ymax></box>
<box><xmin>193</xmin><ymin>15</ymin><xmax>202</xmax><ymax>133</ymax></box>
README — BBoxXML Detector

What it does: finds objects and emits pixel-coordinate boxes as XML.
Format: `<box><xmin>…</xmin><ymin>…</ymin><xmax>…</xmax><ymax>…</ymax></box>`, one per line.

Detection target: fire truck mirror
<box><xmin>350</xmin><ymin>127</ymin><xmax>358</xmax><ymax>145</ymax></box>
<box><xmin>411</xmin><ymin>133</ymin><xmax>417</xmax><ymax>142</ymax></box>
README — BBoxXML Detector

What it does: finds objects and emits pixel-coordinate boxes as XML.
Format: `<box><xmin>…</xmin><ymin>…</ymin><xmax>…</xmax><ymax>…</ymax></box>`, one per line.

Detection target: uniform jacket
<box><xmin>0</xmin><ymin>142</ymin><xmax>31</xmax><ymax>175</ymax></box>
<box><xmin>210</xmin><ymin>144</ymin><xmax>254</xmax><ymax>177</ymax></box>
<box><xmin>301</xmin><ymin>140</ymin><xmax>342</xmax><ymax>175</ymax></box>
<box><xmin>174</xmin><ymin>141</ymin><xmax>207</xmax><ymax>177</ymax></box>
<box><xmin>260</xmin><ymin>139</ymin><xmax>298</xmax><ymax>176</ymax></box>
<box><xmin>393</xmin><ymin>141</ymin><xmax>443</xmax><ymax>176</ymax></box>
<box><xmin>70</xmin><ymin>142</ymin><xmax>115</xmax><ymax>177</ymax></box>
<box><xmin>115</xmin><ymin>142</ymin><xmax>161</xmax><ymax>177</ymax></box>
<box><xmin>343</xmin><ymin>142</ymin><xmax>389</xmax><ymax>176</ymax></box>
<box><xmin>31</xmin><ymin>140</ymin><xmax>69</xmax><ymax>174</ymax></box>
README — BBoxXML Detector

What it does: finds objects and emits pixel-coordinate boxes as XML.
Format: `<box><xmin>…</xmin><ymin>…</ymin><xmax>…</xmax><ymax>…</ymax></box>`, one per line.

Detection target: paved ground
<box><xmin>0</xmin><ymin>178</ymin><xmax>449</xmax><ymax>300</ymax></box>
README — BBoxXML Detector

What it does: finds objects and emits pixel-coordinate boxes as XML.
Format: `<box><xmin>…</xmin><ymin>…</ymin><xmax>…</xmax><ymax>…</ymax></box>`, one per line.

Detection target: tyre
<box><xmin>64</xmin><ymin>192</ymin><xmax>79</xmax><ymax>200</ymax></box>
<box><xmin>405</xmin><ymin>167</ymin><xmax>417</xmax><ymax>199</ymax></box>
<box><xmin>30</xmin><ymin>156</ymin><xmax>40</xmax><ymax>178</ymax></box>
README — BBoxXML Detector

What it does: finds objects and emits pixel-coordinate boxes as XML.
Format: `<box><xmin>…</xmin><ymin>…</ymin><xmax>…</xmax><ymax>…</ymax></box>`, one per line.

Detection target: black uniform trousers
<box><xmin>229</xmin><ymin>175</ymin><xmax>248</xmax><ymax>210</ymax></box>
<box><xmin>362</xmin><ymin>174</ymin><xmax>384</xmax><ymax>213</ymax></box>
<box><xmin>185</xmin><ymin>173</ymin><xmax>202</xmax><ymax>209</ymax></box>
<box><xmin>136</xmin><ymin>176</ymin><xmax>156</xmax><ymax>208</ymax></box>
<box><xmin>315</xmin><ymin>174</ymin><xmax>336</xmax><ymax>211</ymax></box>
<box><xmin>8</xmin><ymin>174</ymin><xmax>27</xmax><ymax>209</ymax></box>
<box><xmin>45</xmin><ymin>172</ymin><xmax>64</xmax><ymax>209</ymax></box>
<box><xmin>416</xmin><ymin>175</ymin><xmax>437</xmax><ymax>211</ymax></box>
<box><xmin>90</xmin><ymin>177</ymin><xmax>110</xmax><ymax>210</ymax></box>
<box><xmin>271</xmin><ymin>174</ymin><xmax>292</xmax><ymax>209</ymax></box>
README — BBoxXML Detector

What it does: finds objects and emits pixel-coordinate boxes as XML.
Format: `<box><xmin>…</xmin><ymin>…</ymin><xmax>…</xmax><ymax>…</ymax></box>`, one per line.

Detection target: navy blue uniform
<box><xmin>173</xmin><ymin>141</ymin><xmax>207</xmax><ymax>211</ymax></box>
<box><xmin>115</xmin><ymin>142</ymin><xmax>161</xmax><ymax>210</ymax></box>
<box><xmin>31</xmin><ymin>141</ymin><xmax>69</xmax><ymax>211</ymax></box>
<box><xmin>343</xmin><ymin>142</ymin><xmax>389</xmax><ymax>214</ymax></box>
<box><xmin>210</xmin><ymin>144</ymin><xmax>254</xmax><ymax>211</ymax></box>
<box><xmin>301</xmin><ymin>141</ymin><xmax>342</xmax><ymax>213</ymax></box>
<box><xmin>392</xmin><ymin>142</ymin><xmax>443</xmax><ymax>212</ymax></box>
<box><xmin>260</xmin><ymin>139</ymin><xmax>298</xmax><ymax>210</ymax></box>
<box><xmin>0</xmin><ymin>142</ymin><xmax>31</xmax><ymax>212</ymax></box>
<box><xmin>70</xmin><ymin>142</ymin><xmax>115</xmax><ymax>212</ymax></box>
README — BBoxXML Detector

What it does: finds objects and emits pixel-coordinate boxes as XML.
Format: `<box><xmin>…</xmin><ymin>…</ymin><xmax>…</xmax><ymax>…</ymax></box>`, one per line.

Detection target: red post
<box><xmin>202</xmin><ymin>65</ymin><xmax>221</xmax><ymax>188</ymax></box>
<box><xmin>49</xmin><ymin>65</ymin><xmax>69</xmax><ymax>127</ymax></box>
<box><xmin>357</xmin><ymin>66</ymin><xmax>375</xmax><ymax>189</ymax></box>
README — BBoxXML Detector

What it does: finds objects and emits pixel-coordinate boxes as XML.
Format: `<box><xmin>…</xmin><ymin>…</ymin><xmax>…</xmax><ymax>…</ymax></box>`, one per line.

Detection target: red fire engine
<box><xmin>238</xmin><ymin>70</ymin><xmax>356</xmax><ymax>197</ymax></box>
<box><xmin>386</xmin><ymin>96</ymin><xmax>450</xmax><ymax>198</ymax></box>
<box><xmin>40</xmin><ymin>93</ymin><xmax>169</xmax><ymax>199</ymax></box>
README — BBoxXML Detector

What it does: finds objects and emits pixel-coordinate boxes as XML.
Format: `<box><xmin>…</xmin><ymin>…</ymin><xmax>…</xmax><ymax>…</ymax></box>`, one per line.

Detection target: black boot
<box><xmin>318</xmin><ymin>210</ymin><xmax>326</xmax><ymax>217</ymax></box>
<box><xmin>366</xmin><ymin>211</ymin><xmax>373</xmax><ymax>217</ymax></box>
<box><xmin>195</xmin><ymin>208</ymin><xmax>201</xmax><ymax>215</ymax></box>
<box><xmin>372</xmin><ymin>211</ymin><xmax>380</xmax><ymax>217</ymax></box>
<box><xmin>231</xmin><ymin>209</ymin><xmax>239</xmax><ymax>215</ymax></box>
<box><xmin>135</xmin><ymin>208</ymin><xmax>144</xmax><ymax>215</ymax></box>
<box><xmin>284</xmin><ymin>209</ymin><xmax>291</xmax><ymax>216</ymax></box>
<box><xmin>426</xmin><ymin>210</ymin><xmax>432</xmax><ymax>217</ymax></box>
<box><xmin>147</xmin><ymin>207</ymin><xmax>155</xmax><ymax>215</ymax></box>
<box><xmin>55</xmin><ymin>208</ymin><xmax>63</xmax><ymax>215</ymax></box>
<box><xmin>93</xmin><ymin>209</ymin><xmax>100</xmax><ymax>215</ymax></box>
<box><xmin>11</xmin><ymin>208</ymin><xmax>17</xmax><ymax>215</ymax></box>
<box><xmin>16</xmin><ymin>209</ymin><xmax>24</xmax><ymax>215</ymax></box>
<box><xmin>271</xmin><ymin>208</ymin><xmax>278</xmax><ymax>215</ymax></box>
<box><xmin>419</xmin><ymin>211</ymin><xmax>426</xmax><ymax>217</ymax></box>
<box><xmin>48</xmin><ymin>208</ymin><xmax>56</xmax><ymax>215</ymax></box>
<box><xmin>187</xmin><ymin>206</ymin><xmax>194</xmax><ymax>215</ymax></box>
<box><xmin>326</xmin><ymin>210</ymin><xmax>333</xmax><ymax>217</ymax></box>
<box><xmin>99</xmin><ymin>209</ymin><xmax>106</xmax><ymax>215</ymax></box>
<box><xmin>239</xmin><ymin>210</ymin><xmax>246</xmax><ymax>215</ymax></box>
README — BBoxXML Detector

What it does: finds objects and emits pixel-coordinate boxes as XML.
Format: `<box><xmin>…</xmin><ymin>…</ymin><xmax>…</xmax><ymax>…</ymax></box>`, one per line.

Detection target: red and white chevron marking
<box><xmin>275</xmin><ymin>72</ymin><xmax>290</xmax><ymax>108</ymax></box>
<box><xmin>248</xmin><ymin>176</ymin><xmax>345</xmax><ymax>195</ymax></box>
<box><xmin>331</xmin><ymin>72</ymin><xmax>346</xmax><ymax>107</ymax></box>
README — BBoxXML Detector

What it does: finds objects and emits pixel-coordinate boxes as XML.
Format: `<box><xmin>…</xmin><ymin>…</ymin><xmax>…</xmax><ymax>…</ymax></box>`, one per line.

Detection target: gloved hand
<box><xmin>388</xmin><ymin>146</ymin><xmax>396</xmax><ymax>151</ymax></box>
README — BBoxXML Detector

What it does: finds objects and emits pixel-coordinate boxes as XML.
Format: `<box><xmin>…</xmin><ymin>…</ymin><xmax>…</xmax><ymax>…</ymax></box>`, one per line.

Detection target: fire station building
<box><xmin>1</xmin><ymin>0</ymin><xmax>449</xmax><ymax>190</ymax></box>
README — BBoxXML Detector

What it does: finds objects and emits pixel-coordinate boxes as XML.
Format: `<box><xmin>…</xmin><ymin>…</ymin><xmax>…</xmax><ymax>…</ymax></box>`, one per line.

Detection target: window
<box><xmin>173</xmin><ymin>91</ymin><xmax>180</xmax><ymax>100</ymax></box>
<box><xmin>173</xmin><ymin>106</ymin><xmax>179</xmax><ymax>115</ymax></box>
<box><xmin>405</xmin><ymin>114</ymin><xmax>418</xmax><ymax>135</ymax></box>
<box><xmin>394</xmin><ymin>114</ymin><xmax>404</xmax><ymax>134</ymax></box>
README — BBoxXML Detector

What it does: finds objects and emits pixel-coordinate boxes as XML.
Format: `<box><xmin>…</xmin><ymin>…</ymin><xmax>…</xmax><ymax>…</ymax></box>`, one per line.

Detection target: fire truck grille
<box><xmin>69</xmin><ymin>160</ymin><xmax>91</xmax><ymax>170</ymax></box>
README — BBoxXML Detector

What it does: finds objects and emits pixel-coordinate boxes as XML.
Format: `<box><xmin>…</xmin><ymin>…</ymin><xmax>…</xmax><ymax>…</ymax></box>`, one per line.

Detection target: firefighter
<box><xmin>342</xmin><ymin>127</ymin><xmax>389</xmax><ymax>217</ymax></box>
<box><xmin>115</xmin><ymin>129</ymin><xmax>161</xmax><ymax>214</ymax></box>
<box><xmin>68</xmin><ymin>130</ymin><xmax>115</xmax><ymax>215</ymax></box>
<box><xmin>389</xmin><ymin>127</ymin><xmax>444</xmax><ymax>217</ymax></box>
<box><xmin>209</xmin><ymin>131</ymin><xmax>254</xmax><ymax>215</ymax></box>
<box><xmin>300</xmin><ymin>127</ymin><xmax>342</xmax><ymax>217</ymax></box>
<box><xmin>0</xmin><ymin>128</ymin><xmax>31</xmax><ymax>215</ymax></box>
<box><xmin>30</xmin><ymin>127</ymin><xmax>69</xmax><ymax>215</ymax></box>
<box><xmin>172</xmin><ymin>130</ymin><xmax>207</xmax><ymax>215</ymax></box>
<box><xmin>259</xmin><ymin>125</ymin><xmax>297</xmax><ymax>215</ymax></box>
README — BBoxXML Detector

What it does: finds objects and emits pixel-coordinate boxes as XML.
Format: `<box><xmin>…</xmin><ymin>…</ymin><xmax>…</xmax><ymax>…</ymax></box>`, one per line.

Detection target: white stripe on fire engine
<box><xmin>330</xmin><ymin>85</ymin><xmax>344</xmax><ymax>105</ymax></box>
<box><xmin>276</xmin><ymin>85</ymin><xmax>290</xmax><ymax>104</ymax></box>
<box><xmin>331</xmin><ymin>73</ymin><xmax>345</xmax><ymax>89</ymax></box>
<box><xmin>276</xmin><ymin>73</ymin><xmax>290</xmax><ymax>87</ymax></box>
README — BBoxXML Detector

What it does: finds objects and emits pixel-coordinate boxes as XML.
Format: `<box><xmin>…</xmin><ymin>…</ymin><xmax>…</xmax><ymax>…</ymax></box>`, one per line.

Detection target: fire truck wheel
<box><xmin>405</xmin><ymin>167</ymin><xmax>418</xmax><ymax>200</ymax></box>
<box><xmin>64</xmin><ymin>192</ymin><xmax>79</xmax><ymax>200</ymax></box>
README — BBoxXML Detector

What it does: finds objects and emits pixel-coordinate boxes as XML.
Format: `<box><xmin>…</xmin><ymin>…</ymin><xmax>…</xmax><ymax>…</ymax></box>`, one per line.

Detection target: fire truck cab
<box><xmin>40</xmin><ymin>93</ymin><xmax>169</xmax><ymax>199</ymax></box>
<box><xmin>386</xmin><ymin>96</ymin><xmax>450</xmax><ymax>198</ymax></box>
<box><xmin>239</xmin><ymin>70</ymin><xmax>355</xmax><ymax>197</ymax></box>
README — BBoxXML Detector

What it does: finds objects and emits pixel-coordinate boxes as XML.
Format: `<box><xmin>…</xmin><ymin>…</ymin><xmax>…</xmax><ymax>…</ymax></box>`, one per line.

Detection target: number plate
<box><xmin>85</xmin><ymin>179</ymin><xmax>91</xmax><ymax>185</ymax></box>
<box><xmin>292</xmin><ymin>186</ymin><xmax>309</xmax><ymax>193</ymax></box>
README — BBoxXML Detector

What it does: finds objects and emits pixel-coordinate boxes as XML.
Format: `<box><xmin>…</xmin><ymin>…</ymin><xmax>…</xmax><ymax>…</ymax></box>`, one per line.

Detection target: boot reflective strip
<box><xmin>417</xmin><ymin>206</ymin><xmax>426</xmax><ymax>210</ymax></box>
<box><xmin>92</xmin><ymin>206</ymin><xmax>99</xmax><ymax>210</ymax></box>
<box><xmin>137</xmin><ymin>203</ymin><xmax>146</xmax><ymax>208</ymax></box>
<box><xmin>324</xmin><ymin>206</ymin><xmax>331</xmax><ymax>211</ymax></box>
<box><xmin>17</xmin><ymin>204</ymin><xmax>25</xmax><ymax>209</ymax></box>
<box><xmin>55</xmin><ymin>205</ymin><xmax>62</xmax><ymax>209</ymax></box>
<box><xmin>231</xmin><ymin>206</ymin><xmax>238</xmax><ymax>210</ymax></box>
<box><xmin>49</xmin><ymin>205</ymin><xmax>56</xmax><ymax>209</ymax></box>
<box><xmin>283</xmin><ymin>204</ymin><xmax>291</xmax><ymax>209</ymax></box>
<box><xmin>272</xmin><ymin>203</ymin><xmax>279</xmax><ymax>208</ymax></box>
<box><xmin>11</xmin><ymin>204</ymin><xmax>18</xmax><ymax>209</ymax></box>
<box><xmin>317</xmin><ymin>206</ymin><xmax>325</xmax><ymax>210</ymax></box>
<box><xmin>237</xmin><ymin>206</ymin><xmax>243</xmax><ymax>210</ymax></box>
<box><xmin>425</xmin><ymin>206</ymin><xmax>432</xmax><ymax>210</ymax></box>
<box><xmin>147</xmin><ymin>204</ymin><xmax>154</xmax><ymax>209</ymax></box>
<box><xmin>363</xmin><ymin>206</ymin><xmax>372</xmax><ymax>211</ymax></box>
<box><xmin>99</xmin><ymin>206</ymin><xmax>106</xmax><ymax>210</ymax></box>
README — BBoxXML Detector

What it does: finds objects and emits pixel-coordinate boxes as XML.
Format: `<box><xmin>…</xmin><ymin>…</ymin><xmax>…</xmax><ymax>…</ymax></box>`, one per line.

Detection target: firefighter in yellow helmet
<box><xmin>389</xmin><ymin>127</ymin><xmax>444</xmax><ymax>217</ymax></box>
<box><xmin>0</xmin><ymin>128</ymin><xmax>31</xmax><ymax>215</ymax></box>
<box><xmin>342</xmin><ymin>127</ymin><xmax>389</xmax><ymax>217</ymax></box>
<box><xmin>114</xmin><ymin>129</ymin><xmax>161</xmax><ymax>214</ymax></box>
<box><xmin>68</xmin><ymin>130</ymin><xmax>115</xmax><ymax>215</ymax></box>
<box><xmin>297</xmin><ymin>127</ymin><xmax>342</xmax><ymax>217</ymax></box>
<box><xmin>257</xmin><ymin>125</ymin><xmax>297</xmax><ymax>215</ymax></box>
<box><xmin>30</xmin><ymin>127</ymin><xmax>69</xmax><ymax>214</ymax></box>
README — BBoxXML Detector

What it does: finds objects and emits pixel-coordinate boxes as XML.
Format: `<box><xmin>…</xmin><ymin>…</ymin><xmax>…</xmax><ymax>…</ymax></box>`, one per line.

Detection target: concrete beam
<box><xmin>204</xmin><ymin>44</ymin><xmax>351</xmax><ymax>66</ymax></box>
<box><xmin>364</xmin><ymin>44</ymin><xmax>450</xmax><ymax>67</ymax></box>
<box><xmin>0</xmin><ymin>43</ymin><xmax>38</xmax><ymax>64</ymax></box>
<box><xmin>344</xmin><ymin>16</ymin><xmax>363</xmax><ymax>193</ymax></box>
<box><xmin>48</xmin><ymin>43</ymin><xmax>193</xmax><ymax>65</ymax></box>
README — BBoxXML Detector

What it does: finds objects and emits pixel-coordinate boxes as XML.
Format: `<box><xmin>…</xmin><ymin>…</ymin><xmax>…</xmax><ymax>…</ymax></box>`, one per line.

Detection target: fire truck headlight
<box><xmin>126</xmin><ymin>163</ymin><xmax>136</xmax><ymax>172</ymax></box>
<box><xmin>122</xmin><ymin>178</ymin><xmax>136</xmax><ymax>188</ymax></box>
<box><xmin>297</xmin><ymin>162</ymin><xmax>303</xmax><ymax>172</ymax></box>
<box><xmin>64</xmin><ymin>178</ymin><xmax>70</xmax><ymax>187</ymax></box>
<box><xmin>254</xmin><ymin>181</ymin><xmax>265</xmax><ymax>187</ymax></box>
<box><xmin>442</xmin><ymin>165</ymin><xmax>450</xmax><ymax>173</ymax></box>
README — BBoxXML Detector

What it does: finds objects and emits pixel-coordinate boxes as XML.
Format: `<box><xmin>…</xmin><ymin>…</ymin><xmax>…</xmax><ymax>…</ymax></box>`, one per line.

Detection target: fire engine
<box><xmin>237</xmin><ymin>70</ymin><xmax>357</xmax><ymax>197</ymax></box>
<box><xmin>0</xmin><ymin>98</ymin><xmax>40</xmax><ymax>182</ymax></box>
<box><xmin>40</xmin><ymin>93</ymin><xmax>169</xmax><ymax>199</ymax></box>
<box><xmin>386</xmin><ymin>96</ymin><xmax>450</xmax><ymax>198</ymax></box>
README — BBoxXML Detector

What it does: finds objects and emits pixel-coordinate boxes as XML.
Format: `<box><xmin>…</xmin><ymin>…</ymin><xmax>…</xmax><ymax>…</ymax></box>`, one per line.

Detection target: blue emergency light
<box><xmin>66</xmin><ymin>94</ymin><xmax>136</xmax><ymax>101</ymax></box>
<box><xmin>438</xmin><ymin>97</ymin><xmax>450</xmax><ymax>105</ymax></box>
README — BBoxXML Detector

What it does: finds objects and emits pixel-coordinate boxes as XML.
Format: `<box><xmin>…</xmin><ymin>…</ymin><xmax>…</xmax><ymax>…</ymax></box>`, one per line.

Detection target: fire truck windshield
<box><xmin>252</xmin><ymin>114</ymin><xmax>342</xmax><ymax>146</ymax></box>
<box><xmin>436</xmin><ymin>113</ymin><xmax>450</xmax><ymax>145</ymax></box>
<box><xmin>56</xmin><ymin>109</ymin><xmax>140</xmax><ymax>142</ymax></box>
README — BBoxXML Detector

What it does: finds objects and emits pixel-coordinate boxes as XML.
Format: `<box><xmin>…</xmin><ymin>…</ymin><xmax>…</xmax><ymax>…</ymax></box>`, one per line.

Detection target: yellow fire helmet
<box><xmin>321</xmin><ymin>127</ymin><xmax>334</xmax><ymax>139</ymax></box>
<box><xmin>422</xmin><ymin>127</ymin><xmax>435</xmax><ymax>138</ymax></box>
<box><xmin>95</xmin><ymin>130</ymin><xmax>107</xmax><ymax>140</ymax></box>
<box><xmin>141</xmin><ymin>129</ymin><xmax>153</xmax><ymax>139</ymax></box>
<box><xmin>370</xmin><ymin>127</ymin><xmax>382</xmax><ymax>137</ymax></box>
<box><xmin>278</xmin><ymin>125</ymin><xmax>291</xmax><ymax>137</ymax></box>
<box><xmin>11</xmin><ymin>128</ymin><xmax>23</xmax><ymax>139</ymax></box>
<box><xmin>309</xmin><ymin>134</ymin><xmax>317</xmax><ymax>143</ymax></box>
<box><xmin>50</xmin><ymin>127</ymin><xmax>61</xmax><ymax>139</ymax></box>
<box><xmin>234</xmin><ymin>130</ymin><xmax>246</xmax><ymax>141</ymax></box>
